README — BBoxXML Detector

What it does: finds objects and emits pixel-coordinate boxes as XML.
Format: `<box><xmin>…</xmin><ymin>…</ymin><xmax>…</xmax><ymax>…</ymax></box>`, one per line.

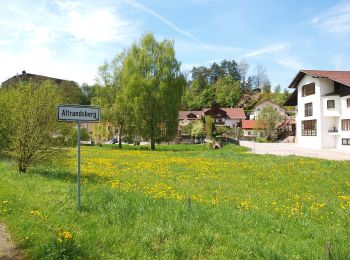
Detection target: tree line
<box><xmin>182</xmin><ymin>60</ymin><xmax>289</xmax><ymax>110</ymax></box>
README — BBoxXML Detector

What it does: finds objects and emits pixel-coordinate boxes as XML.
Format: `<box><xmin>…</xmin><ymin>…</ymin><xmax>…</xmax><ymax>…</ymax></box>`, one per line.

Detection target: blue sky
<box><xmin>1</xmin><ymin>0</ymin><xmax>349</xmax><ymax>89</ymax></box>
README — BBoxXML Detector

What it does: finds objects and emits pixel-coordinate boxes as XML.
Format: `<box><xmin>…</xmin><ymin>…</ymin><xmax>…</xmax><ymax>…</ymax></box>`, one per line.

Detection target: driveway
<box><xmin>239</xmin><ymin>141</ymin><xmax>350</xmax><ymax>161</ymax></box>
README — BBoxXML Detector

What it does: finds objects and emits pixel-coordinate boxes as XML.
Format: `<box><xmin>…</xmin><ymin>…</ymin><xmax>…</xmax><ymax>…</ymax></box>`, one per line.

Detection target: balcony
<box><xmin>328</xmin><ymin>127</ymin><xmax>339</xmax><ymax>135</ymax></box>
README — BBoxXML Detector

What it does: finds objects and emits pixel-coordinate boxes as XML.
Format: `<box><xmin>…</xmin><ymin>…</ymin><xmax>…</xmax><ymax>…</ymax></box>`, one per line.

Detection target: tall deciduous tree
<box><xmin>121</xmin><ymin>33</ymin><xmax>185</xmax><ymax>150</ymax></box>
<box><xmin>93</xmin><ymin>53</ymin><xmax>130</xmax><ymax>148</ymax></box>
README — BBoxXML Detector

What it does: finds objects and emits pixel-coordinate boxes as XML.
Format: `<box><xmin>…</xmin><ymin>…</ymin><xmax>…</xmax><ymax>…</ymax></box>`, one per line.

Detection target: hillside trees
<box><xmin>182</xmin><ymin>60</ymin><xmax>242</xmax><ymax>109</ymax></box>
<box><xmin>214</xmin><ymin>77</ymin><xmax>241</xmax><ymax>107</ymax></box>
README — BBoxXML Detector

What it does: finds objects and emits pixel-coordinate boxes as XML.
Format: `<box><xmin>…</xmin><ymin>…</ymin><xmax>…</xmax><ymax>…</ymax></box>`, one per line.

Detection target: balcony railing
<box><xmin>328</xmin><ymin>127</ymin><xmax>338</xmax><ymax>133</ymax></box>
<box><xmin>302</xmin><ymin>129</ymin><xmax>317</xmax><ymax>136</ymax></box>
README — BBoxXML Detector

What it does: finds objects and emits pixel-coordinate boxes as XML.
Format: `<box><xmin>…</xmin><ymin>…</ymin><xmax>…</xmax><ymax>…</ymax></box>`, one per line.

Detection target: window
<box><xmin>342</xmin><ymin>138</ymin><xmax>350</xmax><ymax>145</ymax></box>
<box><xmin>327</xmin><ymin>100</ymin><xmax>335</xmax><ymax>109</ymax></box>
<box><xmin>341</xmin><ymin>119</ymin><xmax>350</xmax><ymax>131</ymax></box>
<box><xmin>302</xmin><ymin>120</ymin><xmax>317</xmax><ymax>136</ymax></box>
<box><xmin>304</xmin><ymin>103</ymin><xmax>313</xmax><ymax>117</ymax></box>
<box><xmin>347</xmin><ymin>98</ymin><xmax>350</xmax><ymax>108</ymax></box>
<box><xmin>247</xmin><ymin>131</ymin><xmax>251</xmax><ymax>136</ymax></box>
<box><xmin>302</xmin><ymin>83</ymin><xmax>315</xmax><ymax>97</ymax></box>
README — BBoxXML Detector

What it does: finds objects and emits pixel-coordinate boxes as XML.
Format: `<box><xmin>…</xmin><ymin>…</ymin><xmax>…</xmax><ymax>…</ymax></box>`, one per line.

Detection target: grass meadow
<box><xmin>0</xmin><ymin>144</ymin><xmax>350</xmax><ymax>259</ymax></box>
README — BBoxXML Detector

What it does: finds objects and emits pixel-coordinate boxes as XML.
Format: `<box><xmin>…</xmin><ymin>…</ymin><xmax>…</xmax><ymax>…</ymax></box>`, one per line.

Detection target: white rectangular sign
<box><xmin>57</xmin><ymin>105</ymin><xmax>100</xmax><ymax>122</ymax></box>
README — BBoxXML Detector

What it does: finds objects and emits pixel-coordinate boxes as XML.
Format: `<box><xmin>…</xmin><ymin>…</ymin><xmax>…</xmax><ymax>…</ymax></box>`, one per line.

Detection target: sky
<box><xmin>1</xmin><ymin>0</ymin><xmax>350</xmax><ymax>89</ymax></box>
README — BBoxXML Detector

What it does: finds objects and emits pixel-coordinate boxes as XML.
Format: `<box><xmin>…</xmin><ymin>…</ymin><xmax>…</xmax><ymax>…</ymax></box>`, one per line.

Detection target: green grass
<box><xmin>0</xmin><ymin>144</ymin><xmax>350</xmax><ymax>259</ymax></box>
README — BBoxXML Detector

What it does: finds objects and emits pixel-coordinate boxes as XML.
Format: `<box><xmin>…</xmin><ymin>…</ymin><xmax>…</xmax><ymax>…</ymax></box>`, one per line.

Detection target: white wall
<box><xmin>319</xmin><ymin>78</ymin><xmax>337</xmax><ymax>148</ymax></box>
<box><xmin>251</xmin><ymin>100</ymin><xmax>286</xmax><ymax>120</ymax></box>
<box><xmin>323</xmin><ymin>96</ymin><xmax>340</xmax><ymax>117</ymax></box>
<box><xmin>296</xmin><ymin>76</ymin><xmax>322</xmax><ymax>149</ymax></box>
<box><xmin>295</xmin><ymin>76</ymin><xmax>350</xmax><ymax>149</ymax></box>
<box><xmin>225</xmin><ymin>119</ymin><xmax>240</xmax><ymax>128</ymax></box>
<box><xmin>337</xmin><ymin>95</ymin><xmax>350</xmax><ymax>150</ymax></box>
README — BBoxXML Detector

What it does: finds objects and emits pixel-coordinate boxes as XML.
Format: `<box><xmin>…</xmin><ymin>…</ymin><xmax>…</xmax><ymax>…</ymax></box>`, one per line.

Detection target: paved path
<box><xmin>0</xmin><ymin>224</ymin><xmax>25</xmax><ymax>259</ymax></box>
<box><xmin>239</xmin><ymin>141</ymin><xmax>350</xmax><ymax>161</ymax></box>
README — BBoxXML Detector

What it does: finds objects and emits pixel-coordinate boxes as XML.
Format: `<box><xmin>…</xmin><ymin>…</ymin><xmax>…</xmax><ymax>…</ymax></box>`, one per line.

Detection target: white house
<box><xmin>284</xmin><ymin>70</ymin><xmax>350</xmax><ymax>150</ymax></box>
<box><xmin>249</xmin><ymin>100</ymin><xmax>286</xmax><ymax>120</ymax></box>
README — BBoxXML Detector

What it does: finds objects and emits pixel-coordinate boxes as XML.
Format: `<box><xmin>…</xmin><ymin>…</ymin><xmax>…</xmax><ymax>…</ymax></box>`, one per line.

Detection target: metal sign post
<box><xmin>77</xmin><ymin>121</ymin><xmax>81</xmax><ymax>210</ymax></box>
<box><xmin>57</xmin><ymin>105</ymin><xmax>100</xmax><ymax>210</ymax></box>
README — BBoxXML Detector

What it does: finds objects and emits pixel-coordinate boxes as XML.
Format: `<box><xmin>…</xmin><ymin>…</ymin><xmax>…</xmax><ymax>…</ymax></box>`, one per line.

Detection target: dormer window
<box><xmin>302</xmin><ymin>83</ymin><xmax>315</xmax><ymax>97</ymax></box>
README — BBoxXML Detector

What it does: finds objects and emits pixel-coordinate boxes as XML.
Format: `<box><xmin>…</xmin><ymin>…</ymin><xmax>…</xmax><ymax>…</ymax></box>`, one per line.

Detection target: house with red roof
<box><xmin>178</xmin><ymin>107</ymin><xmax>246</xmax><ymax>136</ymax></box>
<box><xmin>284</xmin><ymin>70</ymin><xmax>350</xmax><ymax>150</ymax></box>
<box><xmin>241</xmin><ymin>119</ymin><xmax>262</xmax><ymax>138</ymax></box>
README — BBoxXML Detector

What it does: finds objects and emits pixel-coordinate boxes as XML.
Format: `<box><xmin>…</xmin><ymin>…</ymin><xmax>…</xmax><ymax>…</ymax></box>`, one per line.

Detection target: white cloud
<box><xmin>60</xmin><ymin>2</ymin><xmax>137</xmax><ymax>44</ymax></box>
<box><xmin>245</xmin><ymin>44</ymin><xmax>288</xmax><ymax>57</ymax></box>
<box><xmin>124</xmin><ymin>0</ymin><xmax>202</xmax><ymax>43</ymax></box>
<box><xmin>311</xmin><ymin>2</ymin><xmax>350</xmax><ymax>34</ymax></box>
<box><xmin>0</xmin><ymin>0</ymin><xmax>139</xmax><ymax>84</ymax></box>
<box><xmin>275</xmin><ymin>56</ymin><xmax>303</xmax><ymax>70</ymax></box>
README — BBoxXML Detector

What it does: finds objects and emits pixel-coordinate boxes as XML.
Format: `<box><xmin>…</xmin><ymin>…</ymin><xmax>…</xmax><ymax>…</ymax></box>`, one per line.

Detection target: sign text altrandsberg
<box><xmin>57</xmin><ymin>105</ymin><xmax>100</xmax><ymax>122</ymax></box>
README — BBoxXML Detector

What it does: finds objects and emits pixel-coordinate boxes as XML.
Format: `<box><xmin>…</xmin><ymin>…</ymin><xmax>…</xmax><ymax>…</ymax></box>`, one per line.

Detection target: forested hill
<box><xmin>181</xmin><ymin>59</ymin><xmax>289</xmax><ymax>110</ymax></box>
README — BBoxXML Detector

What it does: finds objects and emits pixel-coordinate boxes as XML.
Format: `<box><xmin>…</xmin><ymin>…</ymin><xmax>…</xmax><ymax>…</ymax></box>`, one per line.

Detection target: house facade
<box><xmin>178</xmin><ymin>107</ymin><xmax>246</xmax><ymax>136</ymax></box>
<box><xmin>250</xmin><ymin>100</ymin><xmax>286</xmax><ymax>120</ymax></box>
<box><xmin>284</xmin><ymin>70</ymin><xmax>350</xmax><ymax>150</ymax></box>
<box><xmin>241</xmin><ymin>120</ymin><xmax>261</xmax><ymax>138</ymax></box>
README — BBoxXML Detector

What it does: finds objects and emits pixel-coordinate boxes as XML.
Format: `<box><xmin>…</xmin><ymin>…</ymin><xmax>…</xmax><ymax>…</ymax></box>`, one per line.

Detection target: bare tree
<box><xmin>238</xmin><ymin>60</ymin><xmax>249</xmax><ymax>91</ymax></box>
<box><xmin>253</xmin><ymin>64</ymin><xmax>269</xmax><ymax>89</ymax></box>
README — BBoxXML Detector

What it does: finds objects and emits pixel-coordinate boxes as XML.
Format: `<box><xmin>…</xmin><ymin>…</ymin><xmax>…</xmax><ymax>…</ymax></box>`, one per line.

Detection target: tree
<box><xmin>220</xmin><ymin>60</ymin><xmax>240</xmax><ymax>81</ymax></box>
<box><xmin>205</xmin><ymin>115</ymin><xmax>214</xmax><ymax>139</ymax></box>
<box><xmin>262</xmin><ymin>79</ymin><xmax>271</xmax><ymax>93</ymax></box>
<box><xmin>274</xmin><ymin>84</ymin><xmax>281</xmax><ymax>94</ymax></box>
<box><xmin>256</xmin><ymin>105</ymin><xmax>282</xmax><ymax>141</ymax></box>
<box><xmin>59</xmin><ymin>81</ymin><xmax>85</xmax><ymax>104</ymax></box>
<box><xmin>200</xmin><ymin>86</ymin><xmax>216</xmax><ymax>108</ymax></box>
<box><xmin>214</xmin><ymin>76</ymin><xmax>241</xmax><ymax>107</ymax></box>
<box><xmin>191</xmin><ymin>66</ymin><xmax>209</xmax><ymax>91</ymax></box>
<box><xmin>209</xmin><ymin>62</ymin><xmax>221</xmax><ymax>84</ymax></box>
<box><xmin>238</xmin><ymin>59</ymin><xmax>249</xmax><ymax>92</ymax></box>
<box><xmin>191</xmin><ymin>120</ymin><xmax>205</xmax><ymax>139</ymax></box>
<box><xmin>93</xmin><ymin>52</ymin><xmax>131</xmax><ymax>149</ymax></box>
<box><xmin>0</xmin><ymin>90</ymin><xmax>12</xmax><ymax>157</ymax></box>
<box><xmin>121</xmin><ymin>33</ymin><xmax>185</xmax><ymax>150</ymax></box>
<box><xmin>252</xmin><ymin>64</ymin><xmax>269</xmax><ymax>89</ymax></box>
<box><xmin>5</xmin><ymin>80</ymin><xmax>68</xmax><ymax>172</ymax></box>
<box><xmin>81</xmin><ymin>83</ymin><xmax>97</xmax><ymax>105</ymax></box>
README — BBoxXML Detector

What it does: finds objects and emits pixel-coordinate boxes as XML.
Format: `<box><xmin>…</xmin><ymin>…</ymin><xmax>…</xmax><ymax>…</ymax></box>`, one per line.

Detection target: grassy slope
<box><xmin>0</xmin><ymin>145</ymin><xmax>350</xmax><ymax>259</ymax></box>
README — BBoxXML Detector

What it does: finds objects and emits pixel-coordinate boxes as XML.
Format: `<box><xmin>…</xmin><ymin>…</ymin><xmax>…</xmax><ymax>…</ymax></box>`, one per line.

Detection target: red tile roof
<box><xmin>288</xmin><ymin>70</ymin><xmax>350</xmax><ymax>88</ymax></box>
<box><xmin>242</xmin><ymin>120</ymin><xmax>256</xmax><ymax>129</ymax></box>
<box><xmin>180</xmin><ymin>108</ymin><xmax>246</xmax><ymax>120</ymax></box>
<box><xmin>178</xmin><ymin>111</ymin><xmax>203</xmax><ymax>120</ymax></box>
<box><xmin>221</xmin><ymin>108</ymin><xmax>246</xmax><ymax>119</ymax></box>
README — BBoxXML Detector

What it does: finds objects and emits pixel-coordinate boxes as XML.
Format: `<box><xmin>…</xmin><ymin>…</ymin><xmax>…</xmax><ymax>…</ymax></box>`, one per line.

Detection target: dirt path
<box><xmin>0</xmin><ymin>224</ymin><xmax>25</xmax><ymax>260</ymax></box>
